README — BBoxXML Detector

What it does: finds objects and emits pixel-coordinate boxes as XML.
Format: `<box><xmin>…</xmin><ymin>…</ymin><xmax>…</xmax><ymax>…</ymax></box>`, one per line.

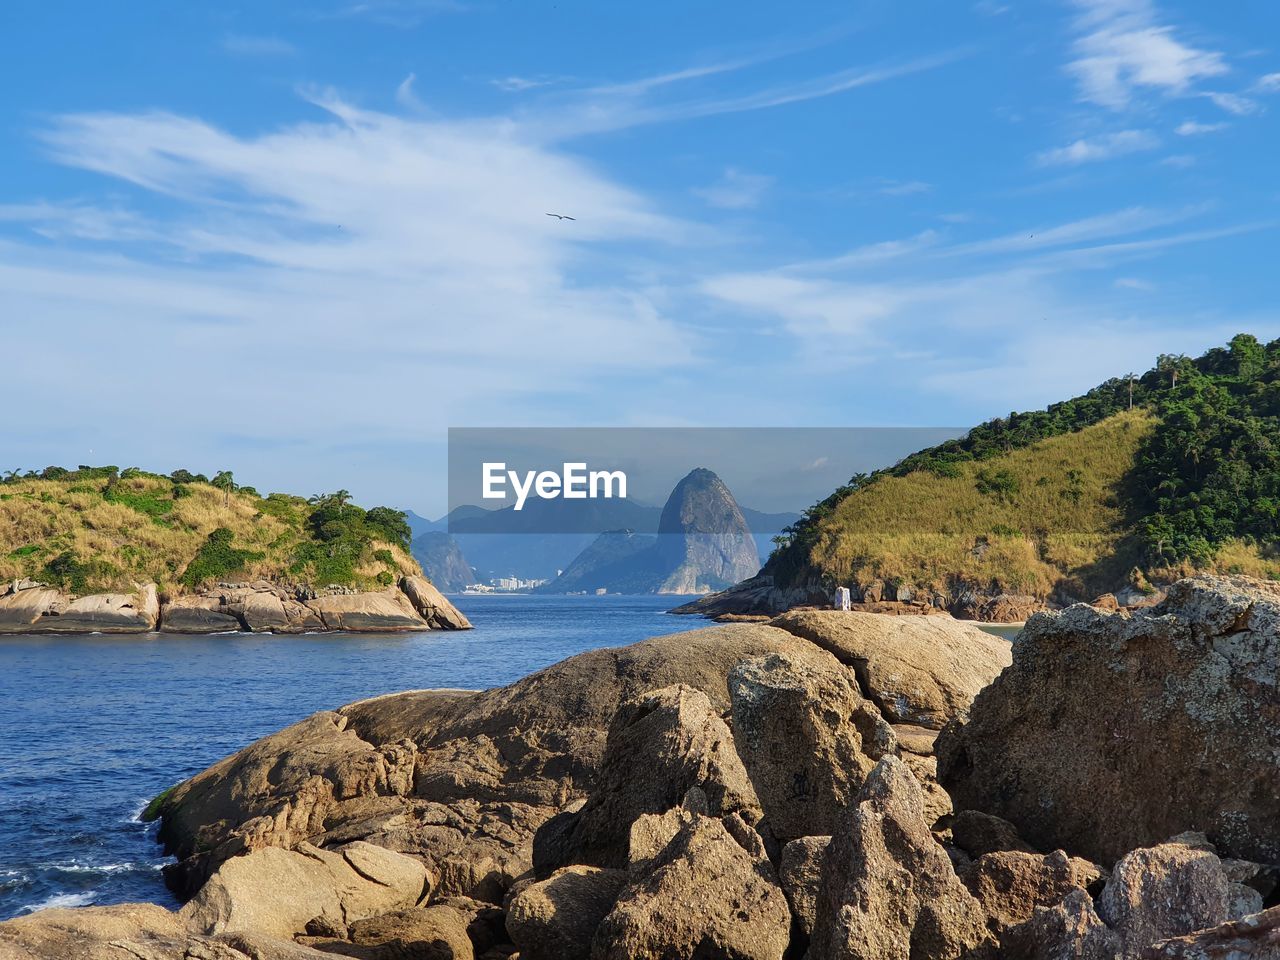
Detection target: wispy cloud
<box><xmin>878</xmin><ymin>179</ymin><xmax>932</xmax><ymax>196</ymax></box>
<box><xmin>693</xmin><ymin>168</ymin><xmax>774</xmax><ymax>210</ymax></box>
<box><xmin>540</xmin><ymin>52</ymin><xmax>967</xmax><ymax>138</ymax></box>
<box><xmin>1253</xmin><ymin>72</ymin><xmax>1280</xmax><ymax>93</ymax></box>
<box><xmin>221</xmin><ymin>34</ymin><xmax>297</xmax><ymax>57</ymax></box>
<box><xmin>1066</xmin><ymin>0</ymin><xmax>1228</xmax><ymax>109</ymax></box>
<box><xmin>331</xmin><ymin>0</ymin><xmax>465</xmax><ymax>26</ymax></box>
<box><xmin>1037</xmin><ymin>128</ymin><xmax>1159</xmax><ymax>165</ymax></box>
<box><xmin>1203</xmin><ymin>91</ymin><xmax>1260</xmax><ymax>115</ymax></box>
<box><xmin>491</xmin><ymin>76</ymin><xmax>559</xmax><ymax>93</ymax></box>
<box><xmin>1115</xmin><ymin>276</ymin><xmax>1156</xmax><ymax>291</ymax></box>
<box><xmin>1175</xmin><ymin>119</ymin><xmax>1227</xmax><ymax>135</ymax></box>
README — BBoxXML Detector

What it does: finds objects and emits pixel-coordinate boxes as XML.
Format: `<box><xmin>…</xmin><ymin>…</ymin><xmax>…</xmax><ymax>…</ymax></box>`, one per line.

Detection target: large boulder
<box><xmin>33</xmin><ymin>586</ymin><xmax>159</xmax><ymax>632</ymax></box>
<box><xmin>727</xmin><ymin>650</ymin><xmax>894</xmax><ymax>841</ymax></box>
<box><xmin>544</xmin><ymin>684</ymin><xmax>761</xmax><ymax>870</ymax></box>
<box><xmin>779</xmin><ymin>835</ymin><xmax>829</xmax><ymax>938</ymax></box>
<box><xmin>506</xmin><ymin>865</ymin><xmax>627</xmax><ymax>960</ymax></box>
<box><xmin>304</xmin><ymin>904</ymin><xmax>476</xmax><ymax>959</ymax></box>
<box><xmin>938</xmin><ymin>576</ymin><xmax>1280</xmax><ymax>864</ymax></box>
<box><xmin>180</xmin><ymin>841</ymin><xmax>431</xmax><ymax>940</ymax></box>
<box><xmin>305</xmin><ymin>589</ymin><xmax>429</xmax><ymax>631</ymax></box>
<box><xmin>1096</xmin><ymin>841</ymin><xmax>1232</xmax><ymax>957</ymax></box>
<box><xmin>161</xmin><ymin>594</ymin><xmax>244</xmax><ymax>632</ymax></box>
<box><xmin>961</xmin><ymin>849</ymin><xmax>1103</xmax><ymax>935</ymax></box>
<box><xmin>1001</xmin><ymin>889</ymin><xmax>1123</xmax><ymax>960</ymax></box>
<box><xmin>0</xmin><ymin>585</ymin><xmax>64</xmax><ymax>629</ymax></box>
<box><xmin>400</xmin><ymin>574</ymin><xmax>473</xmax><ymax>629</ymax></box>
<box><xmin>0</xmin><ymin>902</ymin><xmax>339</xmax><ymax>960</ymax></box>
<box><xmin>151</xmin><ymin>624</ymin><xmax>813</xmax><ymax>901</ymax></box>
<box><xmin>809</xmin><ymin>756</ymin><xmax>993</xmax><ymax>960</ymax></box>
<box><xmin>591</xmin><ymin>814</ymin><xmax>791</xmax><ymax>960</ymax></box>
<box><xmin>770</xmin><ymin>610</ymin><xmax>1012</xmax><ymax>728</ymax></box>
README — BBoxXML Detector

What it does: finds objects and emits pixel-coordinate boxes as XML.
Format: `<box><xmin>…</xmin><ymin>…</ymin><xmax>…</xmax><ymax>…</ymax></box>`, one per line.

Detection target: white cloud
<box><xmin>221</xmin><ymin>34</ymin><xmax>297</xmax><ymax>57</ymax></box>
<box><xmin>491</xmin><ymin>76</ymin><xmax>557</xmax><ymax>93</ymax></box>
<box><xmin>1115</xmin><ymin>276</ymin><xmax>1156</xmax><ymax>291</ymax></box>
<box><xmin>878</xmin><ymin>179</ymin><xmax>932</xmax><ymax>196</ymax></box>
<box><xmin>1037</xmin><ymin>128</ymin><xmax>1159</xmax><ymax>165</ymax></box>
<box><xmin>1161</xmin><ymin>153</ymin><xmax>1196</xmax><ymax>168</ymax></box>
<box><xmin>1203</xmin><ymin>91</ymin><xmax>1260</xmax><ymax>115</ymax></box>
<box><xmin>1175</xmin><ymin>119</ymin><xmax>1227</xmax><ymax>135</ymax></box>
<box><xmin>1254</xmin><ymin>72</ymin><xmax>1280</xmax><ymax>93</ymax></box>
<box><xmin>395</xmin><ymin>73</ymin><xmax>423</xmax><ymax>110</ymax></box>
<box><xmin>1</xmin><ymin>99</ymin><xmax>710</xmax><ymax>504</ymax></box>
<box><xmin>693</xmin><ymin>168</ymin><xmax>773</xmax><ymax>210</ymax></box>
<box><xmin>1066</xmin><ymin>0</ymin><xmax>1228</xmax><ymax>109</ymax></box>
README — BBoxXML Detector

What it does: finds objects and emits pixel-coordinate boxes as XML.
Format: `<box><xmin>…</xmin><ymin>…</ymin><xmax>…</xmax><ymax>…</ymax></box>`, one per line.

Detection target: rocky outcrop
<box><xmin>160</xmin><ymin>594</ymin><xmax>244</xmax><ymax>632</ymax></box>
<box><xmin>0</xmin><ymin>575</ymin><xmax>470</xmax><ymax>634</ymax></box>
<box><xmin>0</xmin><ymin>581</ymin><xmax>159</xmax><ymax>632</ymax></box>
<box><xmin>148</xmin><ymin>623</ymin><xmax>812</xmax><ymax>899</ymax></box>
<box><xmin>1096</xmin><ymin>840</ymin><xmax>1234</xmax><ymax>957</ymax></box>
<box><xmin>399</xmin><ymin>574</ymin><xmax>472</xmax><ymax>630</ymax></box>
<box><xmin>669</xmin><ymin>573</ymin><xmax>831</xmax><ymax>617</ymax></box>
<box><xmin>727</xmin><ymin>650</ymin><xmax>894</xmax><ymax>840</ymax></box>
<box><xmin>180</xmin><ymin>841</ymin><xmax>432</xmax><ymax>940</ymax></box>
<box><xmin>0</xmin><ymin>902</ymin><xmax>328</xmax><ymax>960</ymax></box>
<box><xmin>506</xmin><ymin>865</ymin><xmax>627</xmax><ymax>960</ymax></box>
<box><xmin>809</xmin><ymin>756</ymin><xmax>994</xmax><ymax>960</ymax></box>
<box><xmin>592</xmin><ymin>813</ymin><xmax>792</xmax><ymax>960</ymax></box>
<box><xmin>305</xmin><ymin>903</ymin><xmax>477</xmax><ymax>958</ymax></box>
<box><xmin>961</xmin><ymin>849</ymin><xmax>1104</xmax><ymax>935</ymax></box>
<box><xmin>770</xmin><ymin>610</ymin><xmax>1012</xmax><ymax>729</ymax></box>
<box><xmin>12</xmin><ymin>583</ymin><xmax>1276</xmax><ymax>960</ymax></box>
<box><xmin>541</xmin><ymin>683</ymin><xmax>762</xmax><ymax>870</ymax></box>
<box><xmin>779</xmin><ymin>835</ymin><xmax>829</xmax><ymax>937</ymax></box>
<box><xmin>938</xmin><ymin>575</ymin><xmax>1280</xmax><ymax>864</ymax></box>
<box><xmin>304</xmin><ymin>589</ymin><xmax>426</xmax><ymax>631</ymax></box>
<box><xmin>1001</xmin><ymin>888</ymin><xmax>1124</xmax><ymax>960</ymax></box>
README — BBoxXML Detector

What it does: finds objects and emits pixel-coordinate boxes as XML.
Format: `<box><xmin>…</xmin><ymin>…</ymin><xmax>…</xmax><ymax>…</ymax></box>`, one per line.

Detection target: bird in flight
<box><xmin>546</xmin><ymin>213</ymin><xmax>576</xmax><ymax>221</ymax></box>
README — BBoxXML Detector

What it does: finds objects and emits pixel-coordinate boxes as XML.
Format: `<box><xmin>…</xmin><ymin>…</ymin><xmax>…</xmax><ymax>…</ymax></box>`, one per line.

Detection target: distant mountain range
<box><xmin>407</xmin><ymin>470</ymin><xmax>798</xmax><ymax>592</ymax></box>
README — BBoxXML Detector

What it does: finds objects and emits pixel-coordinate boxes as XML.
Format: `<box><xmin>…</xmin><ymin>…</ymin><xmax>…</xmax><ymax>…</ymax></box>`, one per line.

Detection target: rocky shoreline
<box><xmin>1</xmin><ymin>574</ymin><xmax>1277</xmax><ymax>959</ymax></box>
<box><xmin>672</xmin><ymin>572</ymin><xmax>1167</xmax><ymax>624</ymax></box>
<box><xmin>0</xmin><ymin>574</ymin><xmax>471</xmax><ymax>634</ymax></box>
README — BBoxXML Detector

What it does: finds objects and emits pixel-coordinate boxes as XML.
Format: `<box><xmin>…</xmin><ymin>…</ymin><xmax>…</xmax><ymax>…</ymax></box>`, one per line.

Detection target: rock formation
<box><xmin>2</xmin><ymin>575</ymin><xmax>1278</xmax><ymax>960</ymax></box>
<box><xmin>0</xmin><ymin>573</ymin><xmax>470</xmax><ymax>635</ymax></box>
<box><xmin>938</xmin><ymin>575</ymin><xmax>1280</xmax><ymax>864</ymax></box>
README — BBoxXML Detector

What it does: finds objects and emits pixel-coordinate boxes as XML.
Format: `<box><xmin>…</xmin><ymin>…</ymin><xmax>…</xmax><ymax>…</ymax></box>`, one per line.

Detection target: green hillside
<box><xmin>0</xmin><ymin>467</ymin><xmax>420</xmax><ymax>595</ymax></box>
<box><xmin>765</xmin><ymin>334</ymin><xmax>1280</xmax><ymax>601</ymax></box>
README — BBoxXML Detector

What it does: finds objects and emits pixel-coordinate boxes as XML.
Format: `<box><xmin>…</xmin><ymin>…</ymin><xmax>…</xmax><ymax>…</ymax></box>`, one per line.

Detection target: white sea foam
<box><xmin>46</xmin><ymin>860</ymin><xmax>144</xmax><ymax>875</ymax></box>
<box><xmin>20</xmin><ymin>891</ymin><xmax>97</xmax><ymax>914</ymax></box>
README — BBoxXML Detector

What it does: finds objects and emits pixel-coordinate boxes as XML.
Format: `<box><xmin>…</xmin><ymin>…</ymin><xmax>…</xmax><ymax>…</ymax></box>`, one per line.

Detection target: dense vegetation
<box><xmin>767</xmin><ymin>335</ymin><xmax>1280</xmax><ymax>597</ymax></box>
<box><xmin>0</xmin><ymin>466</ymin><xmax>418</xmax><ymax>594</ymax></box>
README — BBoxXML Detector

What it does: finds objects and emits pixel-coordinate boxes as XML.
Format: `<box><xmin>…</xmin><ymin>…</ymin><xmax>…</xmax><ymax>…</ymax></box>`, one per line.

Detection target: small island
<box><xmin>0</xmin><ymin>468</ymin><xmax>469</xmax><ymax>634</ymax></box>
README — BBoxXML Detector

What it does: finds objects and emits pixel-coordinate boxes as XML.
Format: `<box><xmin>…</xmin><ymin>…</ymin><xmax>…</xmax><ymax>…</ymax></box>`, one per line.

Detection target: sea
<box><xmin>0</xmin><ymin>595</ymin><xmax>1020</xmax><ymax>920</ymax></box>
<box><xmin>0</xmin><ymin>594</ymin><xmax>697</xmax><ymax>920</ymax></box>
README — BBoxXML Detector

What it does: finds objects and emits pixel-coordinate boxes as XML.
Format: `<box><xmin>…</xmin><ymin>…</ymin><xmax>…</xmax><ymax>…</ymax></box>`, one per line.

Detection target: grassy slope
<box><xmin>780</xmin><ymin>407</ymin><xmax>1280</xmax><ymax>600</ymax></box>
<box><xmin>0</xmin><ymin>474</ymin><xmax>420</xmax><ymax>595</ymax></box>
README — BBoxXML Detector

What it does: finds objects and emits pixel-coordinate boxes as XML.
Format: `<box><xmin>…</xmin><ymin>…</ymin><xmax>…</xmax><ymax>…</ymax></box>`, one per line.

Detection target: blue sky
<box><xmin>2</xmin><ymin>0</ymin><xmax>1278</xmax><ymax>514</ymax></box>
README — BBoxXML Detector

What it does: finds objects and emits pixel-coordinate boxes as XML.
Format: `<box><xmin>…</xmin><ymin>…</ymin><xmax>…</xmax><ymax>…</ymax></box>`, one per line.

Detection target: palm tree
<box><xmin>212</xmin><ymin>470</ymin><xmax>236</xmax><ymax>506</ymax></box>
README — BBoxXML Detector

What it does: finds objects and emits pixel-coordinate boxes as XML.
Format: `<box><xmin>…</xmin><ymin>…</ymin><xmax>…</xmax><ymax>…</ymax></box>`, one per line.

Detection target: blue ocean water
<box><xmin>0</xmin><ymin>594</ymin><xmax>695</xmax><ymax>920</ymax></box>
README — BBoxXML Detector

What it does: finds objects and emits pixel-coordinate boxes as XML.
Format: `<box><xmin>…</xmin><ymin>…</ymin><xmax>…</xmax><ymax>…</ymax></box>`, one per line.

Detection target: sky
<box><xmin>2</xmin><ymin>0</ymin><xmax>1278</xmax><ymax>515</ymax></box>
